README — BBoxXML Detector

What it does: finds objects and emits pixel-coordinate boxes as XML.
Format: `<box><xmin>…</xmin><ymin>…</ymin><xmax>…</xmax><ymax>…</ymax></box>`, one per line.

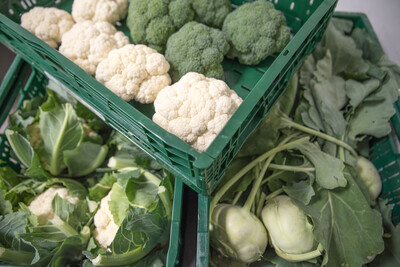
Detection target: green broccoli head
<box><xmin>127</xmin><ymin>0</ymin><xmax>195</xmax><ymax>53</ymax></box>
<box><xmin>165</xmin><ymin>21</ymin><xmax>230</xmax><ymax>82</ymax></box>
<box><xmin>192</xmin><ymin>0</ymin><xmax>232</xmax><ymax>29</ymax></box>
<box><xmin>222</xmin><ymin>0</ymin><xmax>291</xmax><ymax>65</ymax></box>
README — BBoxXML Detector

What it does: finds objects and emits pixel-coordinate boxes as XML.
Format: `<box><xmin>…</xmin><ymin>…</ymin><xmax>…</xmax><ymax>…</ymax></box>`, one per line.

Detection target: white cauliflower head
<box><xmin>20</xmin><ymin>7</ymin><xmax>75</xmax><ymax>49</ymax></box>
<box><xmin>93</xmin><ymin>190</ymin><xmax>119</xmax><ymax>249</ymax></box>
<box><xmin>96</xmin><ymin>44</ymin><xmax>171</xmax><ymax>103</ymax></box>
<box><xmin>72</xmin><ymin>0</ymin><xmax>128</xmax><ymax>25</ymax></box>
<box><xmin>59</xmin><ymin>21</ymin><xmax>129</xmax><ymax>75</ymax></box>
<box><xmin>153</xmin><ymin>72</ymin><xmax>243</xmax><ymax>152</ymax></box>
<box><xmin>28</xmin><ymin>186</ymin><xmax>79</xmax><ymax>225</ymax></box>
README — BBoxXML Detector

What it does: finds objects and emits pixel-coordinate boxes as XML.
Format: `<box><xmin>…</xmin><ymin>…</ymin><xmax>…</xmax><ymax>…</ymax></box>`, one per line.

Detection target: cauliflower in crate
<box><xmin>59</xmin><ymin>20</ymin><xmax>129</xmax><ymax>75</ymax></box>
<box><xmin>20</xmin><ymin>7</ymin><xmax>75</xmax><ymax>49</ymax></box>
<box><xmin>72</xmin><ymin>0</ymin><xmax>128</xmax><ymax>25</ymax></box>
<box><xmin>152</xmin><ymin>72</ymin><xmax>243</xmax><ymax>152</ymax></box>
<box><xmin>95</xmin><ymin>44</ymin><xmax>171</xmax><ymax>103</ymax></box>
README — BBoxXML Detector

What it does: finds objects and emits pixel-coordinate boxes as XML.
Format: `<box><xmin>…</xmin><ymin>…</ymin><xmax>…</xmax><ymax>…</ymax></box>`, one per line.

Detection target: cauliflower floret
<box><xmin>152</xmin><ymin>72</ymin><xmax>243</xmax><ymax>152</ymax></box>
<box><xmin>72</xmin><ymin>0</ymin><xmax>128</xmax><ymax>25</ymax></box>
<box><xmin>96</xmin><ymin>44</ymin><xmax>171</xmax><ymax>103</ymax></box>
<box><xmin>28</xmin><ymin>186</ymin><xmax>79</xmax><ymax>225</ymax></box>
<box><xmin>93</xmin><ymin>191</ymin><xmax>119</xmax><ymax>249</ymax></box>
<box><xmin>20</xmin><ymin>7</ymin><xmax>75</xmax><ymax>49</ymax></box>
<box><xmin>59</xmin><ymin>21</ymin><xmax>129</xmax><ymax>75</ymax></box>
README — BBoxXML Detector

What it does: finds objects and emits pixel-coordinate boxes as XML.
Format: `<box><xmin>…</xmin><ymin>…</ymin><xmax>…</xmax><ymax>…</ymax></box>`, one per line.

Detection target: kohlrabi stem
<box><xmin>338</xmin><ymin>135</ymin><xmax>346</xmax><ymax>162</ymax></box>
<box><xmin>256</xmin><ymin>192</ymin><xmax>267</xmax><ymax>218</ymax></box>
<box><xmin>210</xmin><ymin>136</ymin><xmax>310</xmax><ymax>217</ymax></box>
<box><xmin>0</xmin><ymin>247</ymin><xmax>35</xmax><ymax>265</ymax></box>
<box><xmin>275</xmin><ymin>243</ymin><xmax>324</xmax><ymax>262</ymax></box>
<box><xmin>243</xmin><ymin>151</ymin><xmax>275</xmax><ymax>212</ymax></box>
<box><xmin>232</xmin><ymin>191</ymin><xmax>243</xmax><ymax>205</ymax></box>
<box><xmin>281</xmin><ymin>117</ymin><xmax>358</xmax><ymax>158</ymax></box>
<box><xmin>261</xmin><ymin>171</ymin><xmax>284</xmax><ymax>186</ymax></box>
<box><xmin>269</xmin><ymin>163</ymin><xmax>315</xmax><ymax>173</ymax></box>
<box><xmin>265</xmin><ymin>188</ymin><xmax>284</xmax><ymax>201</ymax></box>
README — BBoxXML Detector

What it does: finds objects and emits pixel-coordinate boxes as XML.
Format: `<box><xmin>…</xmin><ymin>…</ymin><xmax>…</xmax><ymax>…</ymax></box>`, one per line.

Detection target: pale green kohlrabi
<box><xmin>261</xmin><ymin>195</ymin><xmax>322</xmax><ymax>262</ymax></box>
<box><xmin>209</xmin><ymin>136</ymin><xmax>311</xmax><ymax>264</ymax></box>
<box><xmin>355</xmin><ymin>156</ymin><xmax>382</xmax><ymax>201</ymax></box>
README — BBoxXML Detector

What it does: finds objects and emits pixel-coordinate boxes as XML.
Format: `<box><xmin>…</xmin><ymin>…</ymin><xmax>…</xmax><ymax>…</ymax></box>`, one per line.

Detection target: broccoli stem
<box><xmin>91</xmin><ymin>244</ymin><xmax>155</xmax><ymax>266</ymax></box>
<box><xmin>209</xmin><ymin>136</ymin><xmax>310</xmax><ymax>217</ymax></box>
<box><xmin>281</xmin><ymin>117</ymin><xmax>358</xmax><ymax>158</ymax></box>
<box><xmin>107</xmin><ymin>156</ymin><xmax>136</xmax><ymax>170</ymax></box>
<box><xmin>275</xmin><ymin>243</ymin><xmax>324</xmax><ymax>262</ymax></box>
<box><xmin>0</xmin><ymin>247</ymin><xmax>35</xmax><ymax>265</ymax></box>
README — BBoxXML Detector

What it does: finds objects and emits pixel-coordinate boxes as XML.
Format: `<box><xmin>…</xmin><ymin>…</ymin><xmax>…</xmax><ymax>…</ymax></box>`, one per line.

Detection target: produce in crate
<box><xmin>0</xmin><ymin>84</ymin><xmax>175</xmax><ymax>266</ymax></box>
<box><xmin>191</xmin><ymin>0</ymin><xmax>232</xmax><ymax>28</ymax></box>
<box><xmin>95</xmin><ymin>44</ymin><xmax>172</xmax><ymax>103</ymax></box>
<box><xmin>20</xmin><ymin>7</ymin><xmax>75</xmax><ymax>49</ymax></box>
<box><xmin>127</xmin><ymin>0</ymin><xmax>195</xmax><ymax>54</ymax></box>
<box><xmin>165</xmin><ymin>21</ymin><xmax>230</xmax><ymax>82</ymax></box>
<box><xmin>152</xmin><ymin>72</ymin><xmax>243</xmax><ymax>152</ymax></box>
<box><xmin>209</xmin><ymin>16</ymin><xmax>400</xmax><ymax>266</ymax></box>
<box><xmin>71</xmin><ymin>0</ymin><xmax>128</xmax><ymax>25</ymax></box>
<box><xmin>222</xmin><ymin>0</ymin><xmax>291</xmax><ymax>65</ymax></box>
<box><xmin>59</xmin><ymin>20</ymin><xmax>129</xmax><ymax>75</ymax></box>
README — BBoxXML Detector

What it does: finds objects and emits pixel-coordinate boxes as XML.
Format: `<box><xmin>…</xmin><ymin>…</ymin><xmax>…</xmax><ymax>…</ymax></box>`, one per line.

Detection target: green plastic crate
<box><xmin>0</xmin><ymin>0</ymin><xmax>337</xmax><ymax>195</ymax></box>
<box><xmin>0</xmin><ymin>56</ymin><xmax>185</xmax><ymax>267</ymax></box>
<box><xmin>195</xmin><ymin>12</ymin><xmax>400</xmax><ymax>267</ymax></box>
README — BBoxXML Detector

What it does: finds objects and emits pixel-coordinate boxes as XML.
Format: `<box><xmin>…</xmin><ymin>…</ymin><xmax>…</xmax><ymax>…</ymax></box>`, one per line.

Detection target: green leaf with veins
<box><xmin>294</xmin><ymin>168</ymin><xmax>384</xmax><ymax>267</ymax></box>
<box><xmin>5</xmin><ymin>129</ymin><xmax>34</xmax><ymax>168</ymax></box>
<box><xmin>296</xmin><ymin>142</ymin><xmax>346</xmax><ymax>189</ymax></box>
<box><xmin>109</xmin><ymin>182</ymin><xmax>130</xmax><ymax>227</ymax></box>
<box><xmin>345</xmin><ymin>78</ymin><xmax>380</xmax><ymax>109</ymax></box>
<box><xmin>283</xmin><ymin>179</ymin><xmax>315</xmax><ymax>205</ymax></box>
<box><xmin>39</xmin><ymin>103</ymin><xmax>83</xmax><ymax>176</ymax></box>
<box><xmin>64</xmin><ymin>142</ymin><xmax>108</xmax><ymax>177</ymax></box>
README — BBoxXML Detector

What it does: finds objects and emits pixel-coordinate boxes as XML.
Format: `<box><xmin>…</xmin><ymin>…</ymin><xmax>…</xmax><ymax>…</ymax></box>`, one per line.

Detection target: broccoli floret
<box><xmin>222</xmin><ymin>0</ymin><xmax>291</xmax><ymax>65</ymax></box>
<box><xmin>165</xmin><ymin>21</ymin><xmax>230</xmax><ymax>82</ymax></box>
<box><xmin>126</xmin><ymin>0</ymin><xmax>195</xmax><ymax>53</ymax></box>
<box><xmin>192</xmin><ymin>0</ymin><xmax>232</xmax><ymax>28</ymax></box>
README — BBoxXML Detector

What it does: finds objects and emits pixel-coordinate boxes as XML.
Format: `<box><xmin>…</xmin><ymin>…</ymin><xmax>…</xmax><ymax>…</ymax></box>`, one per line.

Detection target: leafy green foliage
<box><xmin>165</xmin><ymin>21</ymin><xmax>230</xmax><ymax>82</ymax></box>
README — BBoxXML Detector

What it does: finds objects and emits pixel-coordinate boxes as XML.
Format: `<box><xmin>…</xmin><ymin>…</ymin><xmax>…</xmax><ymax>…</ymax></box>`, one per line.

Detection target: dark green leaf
<box><xmin>294</xmin><ymin>169</ymin><xmax>384</xmax><ymax>267</ymax></box>
<box><xmin>88</xmin><ymin>172</ymin><xmax>116</xmax><ymax>202</ymax></box>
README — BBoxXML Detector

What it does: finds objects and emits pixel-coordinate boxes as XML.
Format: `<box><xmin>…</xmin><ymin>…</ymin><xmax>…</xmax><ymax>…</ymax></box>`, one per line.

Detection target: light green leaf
<box><xmin>109</xmin><ymin>183</ymin><xmax>130</xmax><ymax>227</ymax></box>
<box><xmin>297</xmin><ymin>142</ymin><xmax>346</xmax><ymax>189</ymax></box>
<box><xmin>64</xmin><ymin>142</ymin><xmax>108</xmax><ymax>177</ymax></box>
<box><xmin>283</xmin><ymin>179</ymin><xmax>315</xmax><ymax>205</ymax></box>
<box><xmin>5</xmin><ymin>129</ymin><xmax>33</xmax><ymax>168</ymax></box>
<box><xmin>294</xmin><ymin>169</ymin><xmax>384</xmax><ymax>267</ymax></box>
<box><xmin>345</xmin><ymin>79</ymin><xmax>380</xmax><ymax>109</ymax></box>
<box><xmin>39</xmin><ymin>103</ymin><xmax>83</xmax><ymax>175</ymax></box>
<box><xmin>88</xmin><ymin>173</ymin><xmax>116</xmax><ymax>202</ymax></box>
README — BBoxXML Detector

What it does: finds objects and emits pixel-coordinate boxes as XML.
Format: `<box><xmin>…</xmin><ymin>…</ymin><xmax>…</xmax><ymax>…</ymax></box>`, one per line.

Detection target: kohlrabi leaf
<box><xmin>63</xmin><ymin>142</ymin><xmax>108</xmax><ymax>177</ymax></box>
<box><xmin>5</xmin><ymin>129</ymin><xmax>33</xmax><ymax>168</ymax></box>
<box><xmin>294</xmin><ymin>169</ymin><xmax>384</xmax><ymax>267</ymax></box>
<box><xmin>345</xmin><ymin>78</ymin><xmax>380</xmax><ymax>109</ymax></box>
<box><xmin>297</xmin><ymin>142</ymin><xmax>346</xmax><ymax>189</ymax></box>
<box><xmin>283</xmin><ymin>179</ymin><xmax>315</xmax><ymax>205</ymax></box>
<box><xmin>39</xmin><ymin>103</ymin><xmax>83</xmax><ymax>176</ymax></box>
<box><xmin>369</xmin><ymin>200</ymin><xmax>400</xmax><ymax>266</ymax></box>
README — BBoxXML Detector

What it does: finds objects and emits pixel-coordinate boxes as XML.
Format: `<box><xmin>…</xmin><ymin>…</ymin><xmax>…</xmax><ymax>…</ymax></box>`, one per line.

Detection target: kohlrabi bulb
<box><xmin>355</xmin><ymin>156</ymin><xmax>382</xmax><ymax>201</ymax></box>
<box><xmin>261</xmin><ymin>195</ymin><xmax>315</xmax><ymax>258</ymax></box>
<box><xmin>210</xmin><ymin>204</ymin><xmax>268</xmax><ymax>263</ymax></box>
